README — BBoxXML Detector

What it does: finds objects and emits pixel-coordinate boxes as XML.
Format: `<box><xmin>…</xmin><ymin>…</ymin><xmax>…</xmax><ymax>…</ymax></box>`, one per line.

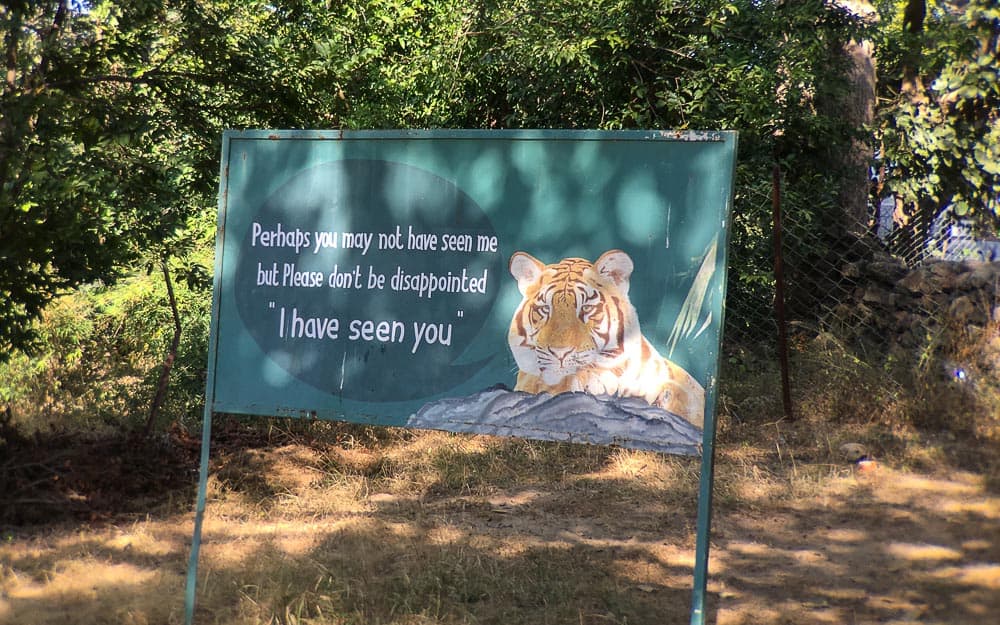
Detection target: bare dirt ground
<box><xmin>1</xmin><ymin>420</ymin><xmax>997</xmax><ymax>625</ymax></box>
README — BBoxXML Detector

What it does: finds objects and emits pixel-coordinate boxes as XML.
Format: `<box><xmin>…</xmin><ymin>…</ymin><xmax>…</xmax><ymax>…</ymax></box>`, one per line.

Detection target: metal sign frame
<box><xmin>185</xmin><ymin>129</ymin><xmax>737</xmax><ymax>625</ymax></box>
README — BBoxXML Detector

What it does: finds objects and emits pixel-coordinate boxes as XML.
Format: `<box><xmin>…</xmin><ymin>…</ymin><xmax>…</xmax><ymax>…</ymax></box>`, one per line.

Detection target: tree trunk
<box><xmin>901</xmin><ymin>0</ymin><xmax>927</xmax><ymax>102</ymax></box>
<box><xmin>145</xmin><ymin>258</ymin><xmax>182</xmax><ymax>437</ymax></box>
<box><xmin>834</xmin><ymin>1</ymin><xmax>878</xmax><ymax>231</ymax></box>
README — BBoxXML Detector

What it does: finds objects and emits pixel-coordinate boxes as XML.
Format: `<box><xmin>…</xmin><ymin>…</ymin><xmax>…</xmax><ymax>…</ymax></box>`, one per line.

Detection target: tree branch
<box><xmin>145</xmin><ymin>257</ymin><xmax>183</xmax><ymax>437</ymax></box>
<box><xmin>48</xmin><ymin>69</ymin><xmax>222</xmax><ymax>90</ymax></box>
<box><xmin>3</xmin><ymin>11</ymin><xmax>19</xmax><ymax>96</ymax></box>
<box><xmin>27</xmin><ymin>0</ymin><xmax>68</xmax><ymax>91</ymax></box>
<box><xmin>901</xmin><ymin>0</ymin><xmax>926</xmax><ymax>102</ymax></box>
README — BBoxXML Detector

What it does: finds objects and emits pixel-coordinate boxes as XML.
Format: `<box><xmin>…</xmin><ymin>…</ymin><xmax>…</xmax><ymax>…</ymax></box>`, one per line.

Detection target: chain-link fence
<box><xmin>788</xmin><ymin>200</ymin><xmax>995</xmax><ymax>336</ymax></box>
<box><xmin>722</xmin><ymin>170</ymin><xmax>1000</xmax><ymax>417</ymax></box>
<box><xmin>776</xmin><ymin>181</ymin><xmax>999</xmax><ymax>393</ymax></box>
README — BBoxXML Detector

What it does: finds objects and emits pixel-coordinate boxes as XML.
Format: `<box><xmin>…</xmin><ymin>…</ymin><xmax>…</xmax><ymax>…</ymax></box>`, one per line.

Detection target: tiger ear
<box><xmin>509</xmin><ymin>251</ymin><xmax>545</xmax><ymax>295</ymax></box>
<box><xmin>594</xmin><ymin>249</ymin><xmax>634</xmax><ymax>294</ymax></box>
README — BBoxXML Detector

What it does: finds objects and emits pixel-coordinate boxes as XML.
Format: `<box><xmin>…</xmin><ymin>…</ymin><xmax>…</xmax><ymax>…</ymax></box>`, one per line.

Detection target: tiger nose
<box><xmin>550</xmin><ymin>346</ymin><xmax>574</xmax><ymax>364</ymax></box>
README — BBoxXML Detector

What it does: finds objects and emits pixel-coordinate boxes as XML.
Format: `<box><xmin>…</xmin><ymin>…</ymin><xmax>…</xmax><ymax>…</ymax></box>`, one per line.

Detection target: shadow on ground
<box><xmin>1</xmin><ymin>423</ymin><xmax>997</xmax><ymax>625</ymax></box>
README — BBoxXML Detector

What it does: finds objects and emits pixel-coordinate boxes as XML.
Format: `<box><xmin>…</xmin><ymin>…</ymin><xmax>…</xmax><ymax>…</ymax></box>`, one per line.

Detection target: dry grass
<box><xmin>3</xmin><ymin>418</ymin><xmax>998</xmax><ymax>625</ymax></box>
<box><xmin>2</xmin><ymin>329</ymin><xmax>999</xmax><ymax>624</ymax></box>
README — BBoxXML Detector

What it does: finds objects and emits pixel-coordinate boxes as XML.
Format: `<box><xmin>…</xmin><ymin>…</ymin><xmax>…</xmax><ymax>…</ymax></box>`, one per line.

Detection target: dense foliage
<box><xmin>876</xmin><ymin>0</ymin><xmax>999</xmax><ymax>229</ymax></box>
<box><xmin>2</xmin><ymin>1</ymin><xmax>219</xmax><ymax>353</ymax></box>
<box><xmin>1</xmin><ymin>0</ymin><xmax>860</xmax><ymax>351</ymax></box>
<box><xmin>1</xmin><ymin>0</ymin><xmax>995</xmax><ymax>430</ymax></box>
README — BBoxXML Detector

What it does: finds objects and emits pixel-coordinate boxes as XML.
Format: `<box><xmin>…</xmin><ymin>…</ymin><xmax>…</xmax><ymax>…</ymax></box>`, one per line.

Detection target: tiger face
<box><xmin>508</xmin><ymin>250</ymin><xmax>638</xmax><ymax>390</ymax></box>
<box><xmin>507</xmin><ymin>249</ymin><xmax>705</xmax><ymax>428</ymax></box>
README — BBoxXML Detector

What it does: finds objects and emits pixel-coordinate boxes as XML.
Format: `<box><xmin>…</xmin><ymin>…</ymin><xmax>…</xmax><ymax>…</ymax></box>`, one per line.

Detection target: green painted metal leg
<box><xmin>689</xmin><ymin>423</ymin><xmax>717</xmax><ymax>625</ymax></box>
<box><xmin>184</xmin><ymin>408</ymin><xmax>214</xmax><ymax>625</ymax></box>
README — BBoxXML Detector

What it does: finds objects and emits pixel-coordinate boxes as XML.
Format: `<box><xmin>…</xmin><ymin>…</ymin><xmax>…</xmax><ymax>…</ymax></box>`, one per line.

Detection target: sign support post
<box><xmin>184</xmin><ymin>137</ymin><xmax>230</xmax><ymax>625</ymax></box>
<box><xmin>183</xmin><ymin>408</ymin><xmax>213</xmax><ymax>625</ymax></box>
<box><xmin>690</xmin><ymin>407</ymin><xmax>718</xmax><ymax>625</ymax></box>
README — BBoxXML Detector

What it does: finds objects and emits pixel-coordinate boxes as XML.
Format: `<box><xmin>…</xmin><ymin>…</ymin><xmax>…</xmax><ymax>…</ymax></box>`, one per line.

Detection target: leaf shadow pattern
<box><xmin>1</xmin><ymin>431</ymin><xmax>998</xmax><ymax>625</ymax></box>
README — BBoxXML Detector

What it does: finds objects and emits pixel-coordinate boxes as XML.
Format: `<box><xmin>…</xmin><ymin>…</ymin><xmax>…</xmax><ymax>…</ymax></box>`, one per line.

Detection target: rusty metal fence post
<box><xmin>771</xmin><ymin>165</ymin><xmax>794</xmax><ymax>421</ymax></box>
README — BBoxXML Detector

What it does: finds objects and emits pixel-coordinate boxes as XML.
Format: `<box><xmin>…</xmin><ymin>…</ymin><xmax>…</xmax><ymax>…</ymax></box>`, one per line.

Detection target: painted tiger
<box><xmin>507</xmin><ymin>249</ymin><xmax>705</xmax><ymax>428</ymax></box>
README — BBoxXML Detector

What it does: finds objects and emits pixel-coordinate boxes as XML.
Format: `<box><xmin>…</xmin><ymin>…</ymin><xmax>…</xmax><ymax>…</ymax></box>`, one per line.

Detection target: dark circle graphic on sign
<box><xmin>233</xmin><ymin>160</ymin><xmax>502</xmax><ymax>401</ymax></box>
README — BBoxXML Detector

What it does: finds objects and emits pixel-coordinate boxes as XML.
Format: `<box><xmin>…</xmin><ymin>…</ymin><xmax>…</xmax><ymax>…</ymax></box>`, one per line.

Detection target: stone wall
<box><xmin>836</xmin><ymin>254</ymin><xmax>1000</xmax><ymax>352</ymax></box>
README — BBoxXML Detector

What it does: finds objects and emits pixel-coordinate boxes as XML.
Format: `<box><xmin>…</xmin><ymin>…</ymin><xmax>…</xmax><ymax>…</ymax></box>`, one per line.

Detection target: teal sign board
<box><xmin>208</xmin><ymin>129</ymin><xmax>736</xmax><ymax>454</ymax></box>
<box><xmin>188</xmin><ymin>129</ymin><xmax>737</xmax><ymax>625</ymax></box>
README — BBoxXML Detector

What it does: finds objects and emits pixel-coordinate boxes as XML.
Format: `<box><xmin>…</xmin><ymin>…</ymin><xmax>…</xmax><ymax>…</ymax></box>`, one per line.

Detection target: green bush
<box><xmin>0</xmin><ymin>245</ymin><xmax>211</xmax><ymax>435</ymax></box>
